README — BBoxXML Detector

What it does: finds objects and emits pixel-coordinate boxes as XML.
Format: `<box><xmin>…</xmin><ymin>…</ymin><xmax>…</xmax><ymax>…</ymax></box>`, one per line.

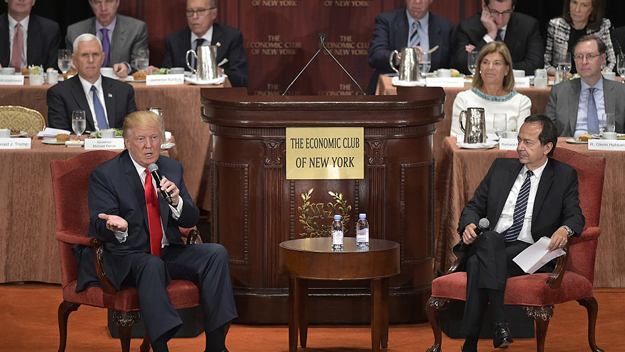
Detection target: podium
<box><xmin>201</xmin><ymin>87</ymin><xmax>445</xmax><ymax>324</ymax></box>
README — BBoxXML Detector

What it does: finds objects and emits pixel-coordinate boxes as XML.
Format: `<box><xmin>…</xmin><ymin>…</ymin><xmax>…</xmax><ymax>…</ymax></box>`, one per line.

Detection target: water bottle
<box><xmin>332</xmin><ymin>215</ymin><xmax>344</xmax><ymax>251</ymax></box>
<box><xmin>356</xmin><ymin>213</ymin><xmax>370</xmax><ymax>251</ymax></box>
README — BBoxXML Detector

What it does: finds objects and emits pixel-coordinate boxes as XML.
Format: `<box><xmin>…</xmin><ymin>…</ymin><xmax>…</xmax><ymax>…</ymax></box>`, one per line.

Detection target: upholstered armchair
<box><xmin>425</xmin><ymin>148</ymin><xmax>606</xmax><ymax>352</ymax></box>
<box><xmin>0</xmin><ymin>106</ymin><xmax>46</xmax><ymax>136</ymax></box>
<box><xmin>51</xmin><ymin>151</ymin><xmax>201</xmax><ymax>352</ymax></box>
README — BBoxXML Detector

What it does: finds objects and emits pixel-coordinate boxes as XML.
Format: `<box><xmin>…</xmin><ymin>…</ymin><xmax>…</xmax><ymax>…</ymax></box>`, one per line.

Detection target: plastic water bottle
<box><xmin>332</xmin><ymin>215</ymin><xmax>344</xmax><ymax>251</ymax></box>
<box><xmin>356</xmin><ymin>213</ymin><xmax>370</xmax><ymax>251</ymax></box>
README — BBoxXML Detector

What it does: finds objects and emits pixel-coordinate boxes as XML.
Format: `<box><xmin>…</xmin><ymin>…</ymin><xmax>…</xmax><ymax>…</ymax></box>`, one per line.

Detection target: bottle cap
<box><xmin>359</xmin><ymin>213</ymin><xmax>366</xmax><ymax>219</ymax></box>
<box><xmin>334</xmin><ymin>215</ymin><xmax>342</xmax><ymax>220</ymax></box>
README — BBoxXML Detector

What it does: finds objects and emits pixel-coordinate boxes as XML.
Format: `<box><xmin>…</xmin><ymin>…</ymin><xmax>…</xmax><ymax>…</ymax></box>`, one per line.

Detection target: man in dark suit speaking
<box><xmin>47</xmin><ymin>33</ymin><xmax>137</xmax><ymax>132</ymax></box>
<box><xmin>161</xmin><ymin>0</ymin><xmax>248</xmax><ymax>87</ymax></box>
<box><xmin>455</xmin><ymin>115</ymin><xmax>584</xmax><ymax>352</ymax></box>
<box><xmin>367</xmin><ymin>0</ymin><xmax>456</xmax><ymax>94</ymax></box>
<box><xmin>77</xmin><ymin>110</ymin><xmax>237</xmax><ymax>352</ymax></box>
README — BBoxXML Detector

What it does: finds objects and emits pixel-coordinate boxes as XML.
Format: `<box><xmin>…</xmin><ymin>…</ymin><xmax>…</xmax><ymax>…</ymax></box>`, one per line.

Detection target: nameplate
<box><xmin>0</xmin><ymin>138</ymin><xmax>32</xmax><ymax>149</ymax></box>
<box><xmin>146</xmin><ymin>74</ymin><xmax>185</xmax><ymax>86</ymax></box>
<box><xmin>588</xmin><ymin>139</ymin><xmax>625</xmax><ymax>150</ymax></box>
<box><xmin>85</xmin><ymin>138</ymin><xmax>125</xmax><ymax>150</ymax></box>
<box><xmin>514</xmin><ymin>77</ymin><xmax>531</xmax><ymax>88</ymax></box>
<box><xmin>0</xmin><ymin>75</ymin><xmax>24</xmax><ymax>85</ymax></box>
<box><xmin>425</xmin><ymin>77</ymin><xmax>465</xmax><ymax>87</ymax></box>
<box><xmin>498</xmin><ymin>138</ymin><xmax>519</xmax><ymax>150</ymax></box>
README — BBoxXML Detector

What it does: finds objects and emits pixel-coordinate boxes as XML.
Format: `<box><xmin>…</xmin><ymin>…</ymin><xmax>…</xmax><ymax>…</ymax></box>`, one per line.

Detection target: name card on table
<box><xmin>498</xmin><ymin>138</ymin><xmax>519</xmax><ymax>150</ymax></box>
<box><xmin>85</xmin><ymin>138</ymin><xmax>125</xmax><ymax>150</ymax></box>
<box><xmin>514</xmin><ymin>77</ymin><xmax>531</xmax><ymax>88</ymax></box>
<box><xmin>146</xmin><ymin>74</ymin><xmax>185</xmax><ymax>86</ymax></box>
<box><xmin>0</xmin><ymin>138</ymin><xmax>32</xmax><ymax>149</ymax></box>
<box><xmin>426</xmin><ymin>77</ymin><xmax>465</xmax><ymax>87</ymax></box>
<box><xmin>0</xmin><ymin>75</ymin><xmax>25</xmax><ymax>85</ymax></box>
<box><xmin>588</xmin><ymin>139</ymin><xmax>625</xmax><ymax>151</ymax></box>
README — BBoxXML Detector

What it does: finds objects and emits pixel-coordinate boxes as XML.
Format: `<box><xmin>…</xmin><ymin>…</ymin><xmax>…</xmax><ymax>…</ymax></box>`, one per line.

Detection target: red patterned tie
<box><xmin>11</xmin><ymin>22</ymin><xmax>23</xmax><ymax>70</ymax></box>
<box><xmin>145</xmin><ymin>169</ymin><xmax>163</xmax><ymax>257</ymax></box>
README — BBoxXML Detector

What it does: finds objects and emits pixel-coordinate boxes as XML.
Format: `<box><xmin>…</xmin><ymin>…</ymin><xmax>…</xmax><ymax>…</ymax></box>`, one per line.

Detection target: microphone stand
<box><xmin>282</xmin><ymin>33</ymin><xmax>366</xmax><ymax>96</ymax></box>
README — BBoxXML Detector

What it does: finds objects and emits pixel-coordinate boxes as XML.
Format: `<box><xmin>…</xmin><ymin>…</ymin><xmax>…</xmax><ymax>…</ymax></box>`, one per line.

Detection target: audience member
<box><xmin>47</xmin><ymin>34</ymin><xmax>137</xmax><ymax>132</ymax></box>
<box><xmin>367</xmin><ymin>0</ymin><xmax>456</xmax><ymax>94</ymax></box>
<box><xmin>162</xmin><ymin>0</ymin><xmax>248</xmax><ymax>87</ymax></box>
<box><xmin>453</xmin><ymin>0</ymin><xmax>543</xmax><ymax>76</ymax></box>
<box><xmin>0</xmin><ymin>0</ymin><xmax>61</xmax><ymax>70</ymax></box>
<box><xmin>65</xmin><ymin>0</ymin><xmax>149</xmax><ymax>78</ymax></box>
<box><xmin>546</xmin><ymin>35</ymin><xmax>625</xmax><ymax>137</ymax></box>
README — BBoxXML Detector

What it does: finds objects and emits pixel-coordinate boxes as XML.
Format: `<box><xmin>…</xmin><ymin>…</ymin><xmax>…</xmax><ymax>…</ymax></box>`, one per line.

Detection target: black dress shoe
<box><xmin>461</xmin><ymin>345</ymin><xmax>478</xmax><ymax>352</ymax></box>
<box><xmin>493</xmin><ymin>323</ymin><xmax>514</xmax><ymax>348</ymax></box>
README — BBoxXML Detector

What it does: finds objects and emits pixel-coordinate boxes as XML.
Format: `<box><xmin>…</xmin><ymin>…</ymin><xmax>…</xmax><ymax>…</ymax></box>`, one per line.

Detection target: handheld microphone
<box><xmin>147</xmin><ymin>163</ymin><xmax>173</xmax><ymax>205</ymax></box>
<box><xmin>457</xmin><ymin>218</ymin><xmax>490</xmax><ymax>251</ymax></box>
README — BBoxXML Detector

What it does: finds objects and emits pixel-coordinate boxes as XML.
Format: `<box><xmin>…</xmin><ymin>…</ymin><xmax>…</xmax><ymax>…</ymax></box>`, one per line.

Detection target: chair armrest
<box><xmin>90</xmin><ymin>238</ymin><xmax>117</xmax><ymax>295</ymax></box>
<box><xmin>56</xmin><ymin>231</ymin><xmax>93</xmax><ymax>246</ymax></box>
<box><xmin>547</xmin><ymin>226</ymin><xmax>600</xmax><ymax>289</ymax></box>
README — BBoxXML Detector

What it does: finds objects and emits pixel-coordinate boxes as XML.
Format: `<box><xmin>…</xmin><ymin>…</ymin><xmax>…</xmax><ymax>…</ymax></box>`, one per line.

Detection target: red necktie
<box><xmin>145</xmin><ymin>169</ymin><xmax>163</xmax><ymax>257</ymax></box>
<box><xmin>11</xmin><ymin>22</ymin><xmax>23</xmax><ymax>70</ymax></box>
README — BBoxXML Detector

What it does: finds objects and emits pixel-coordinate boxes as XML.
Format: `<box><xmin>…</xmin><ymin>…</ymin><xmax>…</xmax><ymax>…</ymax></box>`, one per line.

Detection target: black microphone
<box><xmin>147</xmin><ymin>163</ymin><xmax>173</xmax><ymax>205</ymax></box>
<box><xmin>457</xmin><ymin>218</ymin><xmax>490</xmax><ymax>251</ymax></box>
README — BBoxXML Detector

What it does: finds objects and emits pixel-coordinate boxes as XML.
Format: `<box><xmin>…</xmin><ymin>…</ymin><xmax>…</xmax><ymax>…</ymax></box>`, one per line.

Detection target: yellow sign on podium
<box><xmin>286</xmin><ymin>127</ymin><xmax>364</xmax><ymax>180</ymax></box>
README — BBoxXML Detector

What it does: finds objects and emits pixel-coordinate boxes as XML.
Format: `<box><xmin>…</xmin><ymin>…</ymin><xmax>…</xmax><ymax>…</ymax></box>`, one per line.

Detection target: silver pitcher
<box><xmin>186</xmin><ymin>45</ymin><xmax>219</xmax><ymax>81</ymax></box>
<box><xmin>389</xmin><ymin>47</ymin><xmax>421</xmax><ymax>82</ymax></box>
<box><xmin>459</xmin><ymin>107</ymin><xmax>487</xmax><ymax>144</ymax></box>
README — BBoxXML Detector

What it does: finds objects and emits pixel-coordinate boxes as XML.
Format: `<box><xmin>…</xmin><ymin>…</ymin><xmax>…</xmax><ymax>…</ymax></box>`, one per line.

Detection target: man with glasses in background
<box><xmin>161</xmin><ymin>0</ymin><xmax>248</xmax><ymax>87</ymax></box>
<box><xmin>66</xmin><ymin>0</ymin><xmax>149</xmax><ymax>78</ymax></box>
<box><xmin>546</xmin><ymin>35</ymin><xmax>625</xmax><ymax>137</ymax></box>
<box><xmin>453</xmin><ymin>0</ymin><xmax>543</xmax><ymax>76</ymax></box>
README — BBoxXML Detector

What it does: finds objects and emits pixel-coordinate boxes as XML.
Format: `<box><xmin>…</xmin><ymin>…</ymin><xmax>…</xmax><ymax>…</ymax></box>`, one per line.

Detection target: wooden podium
<box><xmin>201</xmin><ymin>87</ymin><xmax>445</xmax><ymax>324</ymax></box>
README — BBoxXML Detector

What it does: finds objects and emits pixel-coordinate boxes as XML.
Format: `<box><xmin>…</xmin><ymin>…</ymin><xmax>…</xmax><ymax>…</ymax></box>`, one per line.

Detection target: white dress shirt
<box><xmin>77</xmin><ymin>75</ymin><xmax>109</xmax><ymax>131</ymax></box>
<box><xmin>8</xmin><ymin>14</ymin><xmax>29</xmax><ymax>69</ymax></box>
<box><xmin>191</xmin><ymin>26</ymin><xmax>214</xmax><ymax>50</ymax></box>
<box><xmin>575</xmin><ymin>77</ymin><xmax>606</xmax><ymax>138</ymax></box>
<box><xmin>484</xmin><ymin>24</ymin><xmax>507</xmax><ymax>43</ymax></box>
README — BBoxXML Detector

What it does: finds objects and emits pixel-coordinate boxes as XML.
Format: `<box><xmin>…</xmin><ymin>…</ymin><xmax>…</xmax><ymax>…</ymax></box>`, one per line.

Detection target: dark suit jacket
<box><xmin>367</xmin><ymin>9</ymin><xmax>456</xmax><ymax>94</ymax></box>
<box><xmin>46</xmin><ymin>75</ymin><xmax>137</xmax><ymax>131</ymax></box>
<box><xmin>75</xmin><ymin>151</ymin><xmax>200</xmax><ymax>291</ymax></box>
<box><xmin>458</xmin><ymin>158</ymin><xmax>584</xmax><ymax>243</ymax></box>
<box><xmin>452</xmin><ymin>12</ymin><xmax>543</xmax><ymax>76</ymax></box>
<box><xmin>0</xmin><ymin>13</ymin><xmax>61</xmax><ymax>69</ymax></box>
<box><xmin>162</xmin><ymin>23</ymin><xmax>248</xmax><ymax>87</ymax></box>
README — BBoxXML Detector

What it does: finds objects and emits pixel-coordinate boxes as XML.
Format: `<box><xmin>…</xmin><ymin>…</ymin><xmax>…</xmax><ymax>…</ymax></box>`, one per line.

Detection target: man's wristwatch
<box><xmin>562</xmin><ymin>225</ymin><xmax>574</xmax><ymax>238</ymax></box>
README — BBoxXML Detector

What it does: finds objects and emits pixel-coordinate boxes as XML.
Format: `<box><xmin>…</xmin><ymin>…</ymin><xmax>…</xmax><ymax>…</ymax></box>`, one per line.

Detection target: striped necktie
<box><xmin>409</xmin><ymin>22</ymin><xmax>421</xmax><ymax>47</ymax></box>
<box><xmin>503</xmin><ymin>170</ymin><xmax>534</xmax><ymax>242</ymax></box>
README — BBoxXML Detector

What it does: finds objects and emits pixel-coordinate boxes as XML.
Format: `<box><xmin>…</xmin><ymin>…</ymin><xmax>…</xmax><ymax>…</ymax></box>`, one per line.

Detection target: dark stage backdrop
<box><xmin>2</xmin><ymin>0</ymin><xmax>625</xmax><ymax>95</ymax></box>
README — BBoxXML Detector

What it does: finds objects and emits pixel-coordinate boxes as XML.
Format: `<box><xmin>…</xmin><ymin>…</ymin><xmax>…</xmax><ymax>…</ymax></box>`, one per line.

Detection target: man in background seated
<box><xmin>367</xmin><ymin>0</ymin><xmax>456</xmax><ymax>94</ymax></box>
<box><xmin>455</xmin><ymin>115</ymin><xmax>583</xmax><ymax>352</ymax></box>
<box><xmin>47</xmin><ymin>33</ymin><xmax>137</xmax><ymax>132</ymax></box>
<box><xmin>452</xmin><ymin>0</ymin><xmax>543</xmax><ymax>76</ymax></box>
<box><xmin>66</xmin><ymin>0</ymin><xmax>149</xmax><ymax>78</ymax></box>
<box><xmin>0</xmin><ymin>0</ymin><xmax>61</xmax><ymax>70</ymax></box>
<box><xmin>75</xmin><ymin>110</ymin><xmax>237</xmax><ymax>352</ymax></box>
<box><xmin>546</xmin><ymin>35</ymin><xmax>625</xmax><ymax>137</ymax></box>
<box><xmin>161</xmin><ymin>0</ymin><xmax>248</xmax><ymax>87</ymax></box>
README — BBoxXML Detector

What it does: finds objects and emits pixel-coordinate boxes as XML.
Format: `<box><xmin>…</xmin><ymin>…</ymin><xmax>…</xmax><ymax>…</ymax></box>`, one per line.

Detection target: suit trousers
<box><xmin>122</xmin><ymin>243</ymin><xmax>238</xmax><ymax>343</ymax></box>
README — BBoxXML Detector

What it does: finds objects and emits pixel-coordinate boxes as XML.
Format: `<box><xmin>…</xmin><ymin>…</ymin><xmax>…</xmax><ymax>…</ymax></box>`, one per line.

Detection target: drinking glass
<box><xmin>72</xmin><ymin>110</ymin><xmax>86</xmax><ymax>141</ymax></box>
<box><xmin>58</xmin><ymin>49</ymin><xmax>72</xmax><ymax>76</ymax></box>
<box><xmin>557</xmin><ymin>53</ymin><xmax>571</xmax><ymax>81</ymax></box>
<box><xmin>600</xmin><ymin>113</ymin><xmax>616</xmax><ymax>133</ymax></box>
<box><xmin>493</xmin><ymin>113</ymin><xmax>507</xmax><ymax>138</ymax></box>
<box><xmin>468</xmin><ymin>51</ymin><xmax>479</xmax><ymax>76</ymax></box>
<box><xmin>419</xmin><ymin>51</ymin><xmax>431</xmax><ymax>75</ymax></box>
<box><xmin>617</xmin><ymin>54</ymin><xmax>625</xmax><ymax>82</ymax></box>
<box><xmin>134</xmin><ymin>49</ymin><xmax>149</xmax><ymax>72</ymax></box>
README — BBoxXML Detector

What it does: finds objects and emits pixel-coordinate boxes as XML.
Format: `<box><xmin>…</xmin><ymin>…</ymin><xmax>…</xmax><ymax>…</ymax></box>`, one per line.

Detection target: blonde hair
<box><xmin>472</xmin><ymin>41</ymin><xmax>515</xmax><ymax>92</ymax></box>
<box><xmin>122</xmin><ymin>110</ymin><xmax>164</xmax><ymax>139</ymax></box>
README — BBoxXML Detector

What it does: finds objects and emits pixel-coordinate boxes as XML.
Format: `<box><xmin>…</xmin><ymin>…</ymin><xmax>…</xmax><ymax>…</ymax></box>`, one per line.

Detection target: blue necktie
<box><xmin>409</xmin><ymin>22</ymin><xmax>421</xmax><ymax>47</ymax></box>
<box><xmin>193</xmin><ymin>38</ymin><xmax>205</xmax><ymax>69</ymax></box>
<box><xmin>503</xmin><ymin>170</ymin><xmax>534</xmax><ymax>242</ymax></box>
<box><xmin>101</xmin><ymin>28</ymin><xmax>110</xmax><ymax>67</ymax></box>
<box><xmin>91</xmin><ymin>85</ymin><xmax>108</xmax><ymax>130</ymax></box>
<box><xmin>587</xmin><ymin>87</ymin><xmax>599</xmax><ymax>134</ymax></box>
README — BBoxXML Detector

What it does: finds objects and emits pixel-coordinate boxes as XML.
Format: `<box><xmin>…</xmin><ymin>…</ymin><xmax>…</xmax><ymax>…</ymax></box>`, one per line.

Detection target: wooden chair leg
<box><xmin>577</xmin><ymin>297</ymin><xmax>604</xmax><ymax>352</ymax></box>
<box><xmin>425</xmin><ymin>297</ymin><xmax>450</xmax><ymax>352</ymax></box>
<box><xmin>140</xmin><ymin>332</ymin><xmax>151</xmax><ymax>351</ymax></box>
<box><xmin>299</xmin><ymin>279</ymin><xmax>308</xmax><ymax>348</ymax></box>
<box><xmin>57</xmin><ymin>301</ymin><xmax>80</xmax><ymax>352</ymax></box>
<box><xmin>113</xmin><ymin>311</ymin><xmax>141</xmax><ymax>352</ymax></box>
<box><xmin>524</xmin><ymin>306</ymin><xmax>553</xmax><ymax>352</ymax></box>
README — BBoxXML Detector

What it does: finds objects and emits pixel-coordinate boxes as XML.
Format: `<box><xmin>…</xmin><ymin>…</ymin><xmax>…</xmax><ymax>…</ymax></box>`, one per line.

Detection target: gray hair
<box><xmin>211</xmin><ymin>0</ymin><xmax>216</xmax><ymax>7</ymax></box>
<box><xmin>72</xmin><ymin>33</ymin><xmax>102</xmax><ymax>53</ymax></box>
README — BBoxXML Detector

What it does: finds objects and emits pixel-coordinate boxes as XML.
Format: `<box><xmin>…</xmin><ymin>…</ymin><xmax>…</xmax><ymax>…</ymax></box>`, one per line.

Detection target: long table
<box><xmin>435</xmin><ymin>137</ymin><xmax>624</xmax><ymax>287</ymax></box>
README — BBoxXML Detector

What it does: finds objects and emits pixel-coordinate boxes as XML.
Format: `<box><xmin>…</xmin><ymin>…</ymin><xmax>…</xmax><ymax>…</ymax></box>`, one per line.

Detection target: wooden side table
<box><xmin>279</xmin><ymin>238</ymin><xmax>400</xmax><ymax>352</ymax></box>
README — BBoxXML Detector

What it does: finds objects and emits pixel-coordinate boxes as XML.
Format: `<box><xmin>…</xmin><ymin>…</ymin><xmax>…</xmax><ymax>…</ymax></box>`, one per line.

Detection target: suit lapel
<box><xmin>156</xmin><ymin>160</ymin><xmax>170</xmax><ymax>232</ymax></box>
<box><xmin>0</xmin><ymin>14</ymin><xmax>9</xmax><ymax>66</ymax></box>
<box><xmin>428</xmin><ymin>15</ymin><xmax>441</xmax><ymax>70</ymax></box>
<box><xmin>570</xmin><ymin>79</ymin><xmax>582</xmax><ymax>135</ymax></box>
<box><xmin>102</xmin><ymin>77</ymin><xmax>116</xmax><ymax>128</ymax></box>
<box><xmin>211</xmin><ymin>24</ymin><xmax>224</xmax><ymax>62</ymax></box>
<box><xmin>531</xmin><ymin>160</ymin><xmax>554</xmax><ymax>231</ymax></box>
<box><xmin>109</xmin><ymin>15</ymin><xmax>125</xmax><ymax>65</ymax></box>
<box><xmin>122</xmin><ymin>151</ymin><xmax>151</xmax><ymax>232</ymax></box>
<box><xmin>393</xmin><ymin>11</ymin><xmax>409</xmax><ymax>51</ymax></box>
<box><xmin>69</xmin><ymin>77</ymin><xmax>96</xmax><ymax>131</ymax></box>
<box><xmin>494</xmin><ymin>161</ymin><xmax>524</xmax><ymax>221</ymax></box>
<box><xmin>603</xmin><ymin>79</ymin><xmax>615</xmax><ymax>117</ymax></box>
<box><xmin>26</xmin><ymin>15</ymin><xmax>41</xmax><ymax>65</ymax></box>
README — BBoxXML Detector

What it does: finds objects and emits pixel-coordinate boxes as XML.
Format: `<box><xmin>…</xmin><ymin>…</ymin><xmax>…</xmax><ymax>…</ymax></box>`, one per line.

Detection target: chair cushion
<box><xmin>63</xmin><ymin>279</ymin><xmax>200</xmax><ymax>312</ymax></box>
<box><xmin>431</xmin><ymin>271</ymin><xmax>593</xmax><ymax>306</ymax></box>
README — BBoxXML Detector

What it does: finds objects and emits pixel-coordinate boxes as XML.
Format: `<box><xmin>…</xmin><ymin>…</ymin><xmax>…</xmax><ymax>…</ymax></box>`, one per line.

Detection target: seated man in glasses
<box><xmin>452</xmin><ymin>0</ymin><xmax>543</xmax><ymax>76</ymax></box>
<box><xmin>546</xmin><ymin>35</ymin><xmax>625</xmax><ymax>137</ymax></box>
<box><xmin>161</xmin><ymin>0</ymin><xmax>248</xmax><ymax>87</ymax></box>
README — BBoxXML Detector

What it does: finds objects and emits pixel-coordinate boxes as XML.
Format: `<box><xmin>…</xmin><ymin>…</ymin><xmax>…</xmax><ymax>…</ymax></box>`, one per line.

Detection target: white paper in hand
<box><xmin>513</xmin><ymin>237</ymin><xmax>566</xmax><ymax>274</ymax></box>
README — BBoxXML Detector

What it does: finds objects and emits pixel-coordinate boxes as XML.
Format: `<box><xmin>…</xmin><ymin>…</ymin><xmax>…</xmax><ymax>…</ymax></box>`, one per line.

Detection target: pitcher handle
<box><xmin>459</xmin><ymin>110</ymin><xmax>467</xmax><ymax>133</ymax></box>
<box><xmin>186</xmin><ymin>49</ymin><xmax>197</xmax><ymax>74</ymax></box>
<box><xmin>389</xmin><ymin>50</ymin><xmax>399</xmax><ymax>74</ymax></box>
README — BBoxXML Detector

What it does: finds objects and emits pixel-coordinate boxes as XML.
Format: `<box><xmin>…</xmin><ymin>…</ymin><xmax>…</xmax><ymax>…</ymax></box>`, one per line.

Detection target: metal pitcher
<box><xmin>389</xmin><ymin>47</ymin><xmax>421</xmax><ymax>82</ymax></box>
<box><xmin>186</xmin><ymin>45</ymin><xmax>218</xmax><ymax>81</ymax></box>
<box><xmin>459</xmin><ymin>107</ymin><xmax>487</xmax><ymax>144</ymax></box>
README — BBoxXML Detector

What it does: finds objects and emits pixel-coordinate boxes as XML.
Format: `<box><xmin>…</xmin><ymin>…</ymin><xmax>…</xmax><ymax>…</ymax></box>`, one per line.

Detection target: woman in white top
<box><xmin>451</xmin><ymin>42</ymin><xmax>532</xmax><ymax>139</ymax></box>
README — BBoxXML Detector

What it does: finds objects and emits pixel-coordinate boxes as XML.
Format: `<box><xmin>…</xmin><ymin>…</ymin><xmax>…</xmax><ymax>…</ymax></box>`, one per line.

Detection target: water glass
<box><xmin>557</xmin><ymin>53</ymin><xmax>571</xmax><ymax>80</ymax></box>
<box><xmin>72</xmin><ymin>110</ymin><xmax>86</xmax><ymax>141</ymax></box>
<box><xmin>468</xmin><ymin>51</ymin><xmax>478</xmax><ymax>76</ymax></box>
<box><xmin>534</xmin><ymin>68</ymin><xmax>548</xmax><ymax>88</ymax></box>
<box><xmin>419</xmin><ymin>52</ymin><xmax>431</xmax><ymax>75</ymax></box>
<box><xmin>58</xmin><ymin>49</ymin><xmax>72</xmax><ymax>75</ymax></box>
<box><xmin>600</xmin><ymin>113</ymin><xmax>616</xmax><ymax>133</ymax></box>
<box><xmin>493</xmin><ymin>113</ymin><xmax>507</xmax><ymax>138</ymax></box>
<box><xmin>617</xmin><ymin>54</ymin><xmax>625</xmax><ymax>82</ymax></box>
<box><xmin>135</xmin><ymin>49</ymin><xmax>149</xmax><ymax>72</ymax></box>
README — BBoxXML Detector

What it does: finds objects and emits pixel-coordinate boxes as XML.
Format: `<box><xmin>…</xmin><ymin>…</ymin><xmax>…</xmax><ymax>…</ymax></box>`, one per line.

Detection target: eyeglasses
<box><xmin>186</xmin><ymin>7</ymin><xmax>215</xmax><ymax>17</ymax></box>
<box><xmin>574</xmin><ymin>53</ymin><xmax>601</xmax><ymax>62</ymax></box>
<box><xmin>488</xmin><ymin>7</ymin><xmax>513</xmax><ymax>17</ymax></box>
